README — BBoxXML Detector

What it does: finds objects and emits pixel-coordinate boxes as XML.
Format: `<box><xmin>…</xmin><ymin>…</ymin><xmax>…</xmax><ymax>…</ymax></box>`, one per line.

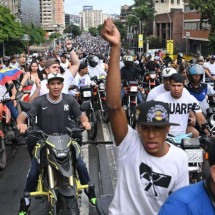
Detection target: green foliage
<box><xmin>49</xmin><ymin>32</ymin><xmax>62</xmax><ymax>40</ymax></box>
<box><xmin>88</xmin><ymin>27</ymin><xmax>98</xmax><ymax>37</ymax></box>
<box><xmin>0</xmin><ymin>6</ymin><xmax>23</xmax><ymax>43</ymax></box>
<box><xmin>64</xmin><ymin>25</ymin><xmax>82</xmax><ymax>37</ymax></box>
<box><xmin>114</xmin><ymin>20</ymin><xmax>126</xmax><ymax>41</ymax></box>
<box><xmin>23</xmin><ymin>24</ymin><xmax>46</xmax><ymax>45</ymax></box>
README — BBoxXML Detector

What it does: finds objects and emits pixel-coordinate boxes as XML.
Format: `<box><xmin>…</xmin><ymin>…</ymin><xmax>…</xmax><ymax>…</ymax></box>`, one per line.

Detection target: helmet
<box><xmin>123</xmin><ymin>55</ymin><xmax>133</xmax><ymax>62</ymax></box>
<box><xmin>144</xmin><ymin>53</ymin><xmax>151</xmax><ymax>60</ymax></box>
<box><xmin>187</xmin><ymin>64</ymin><xmax>204</xmax><ymax>76</ymax></box>
<box><xmin>88</xmin><ymin>55</ymin><xmax>99</xmax><ymax>67</ymax></box>
<box><xmin>162</xmin><ymin>68</ymin><xmax>177</xmax><ymax>78</ymax></box>
<box><xmin>178</xmin><ymin>53</ymin><xmax>183</xmax><ymax>58</ymax></box>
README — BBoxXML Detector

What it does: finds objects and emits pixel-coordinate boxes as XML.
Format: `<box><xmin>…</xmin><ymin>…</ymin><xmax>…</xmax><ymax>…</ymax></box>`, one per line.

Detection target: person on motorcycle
<box><xmin>163</xmin><ymin>52</ymin><xmax>173</xmax><ymax>67</ymax></box>
<box><xmin>87</xmin><ymin>55</ymin><xmax>107</xmax><ymax>79</ymax></box>
<box><xmin>17</xmin><ymin>73</ymin><xmax>96</xmax><ymax>214</ymax></box>
<box><xmin>174</xmin><ymin>52</ymin><xmax>185</xmax><ymax>66</ymax></box>
<box><xmin>145</xmin><ymin>55</ymin><xmax>161</xmax><ymax>74</ymax></box>
<box><xmin>29</xmin><ymin>39</ymin><xmax>80</xmax><ymax>102</ymax></box>
<box><xmin>121</xmin><ymin>55</ymin><xmax>143</xmax><ymax>104</ymax></box>
<box><xmin>155</xmin><ymin>73</ymin><xmax>210</xmax><ymax>137</ymax></box>
<box><xmin>100</xmin><ymin>18</ymin><xmax>189</xmax><ymax>215</ymax></box>
<box><xmin>147</xmin><ymin>68</ymin><xmax>198</xmax><ymax>136</ymax></box>
<box><xmin>203</xmin><ymin>55</ymin><xmax>215</xmax><ymax>82</ymax></box>
<box><xmin>159</xmin><ymin>139</ymin><xmax>215</xmax><ymax>215</ymax></box>
<box><xmin>69</xmin><ymin>62</ymin><xmax>92</xmax><ymax>96</ymax></box>
<box><xmin>186</xmin><ymin>64</ymin><xmax>215</xmax><ymax>114</ymax></box>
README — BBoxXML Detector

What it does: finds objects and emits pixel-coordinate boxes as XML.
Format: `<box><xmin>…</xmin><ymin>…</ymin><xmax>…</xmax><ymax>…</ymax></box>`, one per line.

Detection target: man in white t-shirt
<box><xmin>100</xmin><ymin>18</ymin><xmax>189</xmax><ymax>215</ymax></box>
<box><xmin>29</xmin><ymin>40</ymin><xmax>79</xmax><ymax>102</ymax></box>
<box><xmin>69</xmin><ymin>62</ymin><xmax>92</xmax><ymax>96</ymax></box>
<box><xmin>203</xmin><ymin>55</ymin><xmax>215</xmax><ymax>82</ymax></box>
<box><xmin>155</xmin><ymin>73</ymin><xmax>209</xmax><ymax>136</ymax></box>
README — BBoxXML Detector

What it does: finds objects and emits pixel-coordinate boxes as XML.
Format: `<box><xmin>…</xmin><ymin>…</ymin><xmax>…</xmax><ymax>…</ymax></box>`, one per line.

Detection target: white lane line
<box><xmin>79</xmin><ymin>131</ymin><xmax>89</xmax><ymax>215</ymax></box>
<box><xmin>100</xmin><ymin>115</ymin><xmax>117</xmax><ymax>190</ymax></box>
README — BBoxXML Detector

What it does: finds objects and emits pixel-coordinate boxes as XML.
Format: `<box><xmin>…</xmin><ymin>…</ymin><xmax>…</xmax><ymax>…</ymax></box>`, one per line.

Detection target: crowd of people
<box><xmin>0</xmin><ymin>18</ymin><xmax>215</xmax><ymax>215</ymax></box>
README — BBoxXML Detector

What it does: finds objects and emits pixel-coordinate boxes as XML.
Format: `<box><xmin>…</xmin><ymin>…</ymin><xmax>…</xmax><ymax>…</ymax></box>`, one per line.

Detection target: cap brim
<box><xmin>48</xmin><ymin>77</ymin><xmax>64</xmax><ymax>82</ymax></box>
<box><xmin>137</xmin><ymin>122</ymin><xmax>180</xmax><ymax>126</ymax></box>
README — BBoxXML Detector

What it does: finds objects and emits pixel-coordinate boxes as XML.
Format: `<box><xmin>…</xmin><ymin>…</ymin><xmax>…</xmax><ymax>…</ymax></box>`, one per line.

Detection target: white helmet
<box><xmin>162</xmin><ymin>68</ymin><xmax>177</xmax><ymax>78</ymax></box>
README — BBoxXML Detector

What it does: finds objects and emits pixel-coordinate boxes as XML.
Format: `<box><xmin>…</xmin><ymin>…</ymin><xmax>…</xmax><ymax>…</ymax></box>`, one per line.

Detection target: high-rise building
<box><xmin>20</xmin><ymin>0</ymin><xmax>40</xmax><ymax>26</ymax></box>
<box><xmin>79</xmin><ymin>6</ymin><xmax>106</xmax><ymax>31</ymax></box>
<box><xmin>40</xmin><ymin>0</ymin><xmax>64</xmax><ymax>34</ymax></box>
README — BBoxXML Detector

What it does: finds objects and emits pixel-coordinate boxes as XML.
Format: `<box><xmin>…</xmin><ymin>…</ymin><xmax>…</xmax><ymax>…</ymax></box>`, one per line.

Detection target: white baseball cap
<box><xmin>47</xmin><ymin>73</ymin><xmax>64</xmax><ymax>83</ymax></box>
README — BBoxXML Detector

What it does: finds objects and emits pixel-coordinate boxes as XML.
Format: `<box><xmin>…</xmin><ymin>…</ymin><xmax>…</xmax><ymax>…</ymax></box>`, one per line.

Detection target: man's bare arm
<box><xmin>100</xmin><ymin>19</ymin><xmax>128</xmax><ymax>146</ymax></box>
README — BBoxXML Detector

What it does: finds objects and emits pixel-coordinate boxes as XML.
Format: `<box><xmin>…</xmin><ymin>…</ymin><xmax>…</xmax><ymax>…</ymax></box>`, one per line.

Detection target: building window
<box><xmin>184</xmin><ymin>5</ymin><xmax>196</xmax><ymax>12</ymax></box>
<box><xmin>177</xmin><ymin>0</ymin><xmax>180</xmax><ymax>3</ymax></box>
<box><xmin>184</xmin><ymin>22</ymin><xmax>198</xmax><ymax>30</ymax></box>
<box><xmin>171</xmin><ymin>0</ymin><xmax>174</xmax><ymax>3</ymax></box>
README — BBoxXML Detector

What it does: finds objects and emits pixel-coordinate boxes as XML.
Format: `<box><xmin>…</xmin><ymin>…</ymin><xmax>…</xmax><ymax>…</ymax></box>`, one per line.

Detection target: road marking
<box><xmin>80</xmin><ymin>144</ymin><xmax>89</xmax><ymax>215</ymax></box>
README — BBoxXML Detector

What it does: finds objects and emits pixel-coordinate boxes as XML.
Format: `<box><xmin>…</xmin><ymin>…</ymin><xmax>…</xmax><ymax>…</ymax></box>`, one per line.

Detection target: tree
<box><xmin>189</xmin><ymin>0</ymin><xmax>215</xmax><ymax>51</ymax></box>
<box><xmin>64</xmin><ymin>24</ymin><xmax>82</xmax><ymax>37</ymax></box>
<box><xmin>88</xmin><ymin>27</ymin><xmax>98</xmax><ymax>37</ymax></box>
<box><xmin>0</xmin><ymin>6</ymin><xmax>23</xmax><ymax>43</ymax></box>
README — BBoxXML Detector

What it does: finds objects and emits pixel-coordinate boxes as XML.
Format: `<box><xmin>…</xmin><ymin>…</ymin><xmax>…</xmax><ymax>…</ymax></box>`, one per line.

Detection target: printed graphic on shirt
<box><xmin>168</xmin><ymin>102</ymin><xmax>200</xmax><ymax>114</ymax></box>
<box><xmin>139</xmin><ymin>162</ymin><xmax>171</xmax><ymax>197</ymax></box>
<box><xmin>64</xmin><ymin>104</ymin><xmax>69</xmax><ymax>111</ymax></box>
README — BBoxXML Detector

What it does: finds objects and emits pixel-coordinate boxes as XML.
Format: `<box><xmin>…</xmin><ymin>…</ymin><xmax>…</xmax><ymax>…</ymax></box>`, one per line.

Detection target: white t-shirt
<box><xmin>147</xmin><ymin>84</ymin><xmax>190</xmax><ymax>101</ymax></box>
<box><xmin>60</xmin><ymin>59</ymin><xmax>70</xmax><ymax>71</ymax></box>
<box><xmin>30</xmin><ymin>69</ymin><xmax>74</xmax><ymax>97</ymax></box>
<box><xmin>155</xmin><ymin>91</ymin><xmax>202</xmax><ymax>136</ymax></box>
<box><xmin>109</xmin><ymin>126</ymin><xmax>189</xmax><ymax>215</ymax></box>
<box><xmin>0</xmin><ymin>85</ymin><xmax>10</xmax><ymax>99</ymax></box>
<box><xmin>88</xmin><ymin>65</ymin><xmax>107</xmax><ymax>78</ymax></box>
<box><xmin>203</xmin><ymin>62</ymin><xmax>215</xmax><ymax>81</ymax></box>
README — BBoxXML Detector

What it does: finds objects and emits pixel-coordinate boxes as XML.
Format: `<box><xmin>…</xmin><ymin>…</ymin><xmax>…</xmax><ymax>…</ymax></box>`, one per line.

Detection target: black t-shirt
<box><xmin>27</xmin><ymin>93</ymin><xmax>82</xmax><ymax>134</ymax></box>
<box><xmin>121</xmin><ymin>66</ymin><xmax>141</xmax><ymax>82</ymax></box>
<box><xmin>145</xmin><ymin>61</ymin><xmax>160</xmax><ymax>71</ymax></box>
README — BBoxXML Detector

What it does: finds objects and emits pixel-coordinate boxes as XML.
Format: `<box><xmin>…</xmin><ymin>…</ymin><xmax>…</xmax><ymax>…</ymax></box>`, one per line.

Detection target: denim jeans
<box><xmin>6</xmin><ymin>100</ymin><xmax>19</xmax><ymax>120</ymax></box>
<box><xmin>24</xmin><ymin>155</ymin><xmax>90</xmax><ymax>193</ymax></box>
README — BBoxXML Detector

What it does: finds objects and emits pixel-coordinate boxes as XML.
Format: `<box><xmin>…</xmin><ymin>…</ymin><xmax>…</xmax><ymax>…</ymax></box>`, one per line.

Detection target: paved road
<box><xmin>0</xmin><ymin>110</ymin><xmax>116</xmax><ymax>215</ymax></box>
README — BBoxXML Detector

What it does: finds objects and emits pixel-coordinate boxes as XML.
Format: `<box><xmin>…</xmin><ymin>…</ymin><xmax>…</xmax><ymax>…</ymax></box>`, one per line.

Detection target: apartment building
<box><xmin>183</xmin><ymin>0</ymin><xmax>209</xmax><ymax>55</ymax></box>
<box><xmin>40</xmin><ymin>0</ymin><xmax>64</xmax><ymax>33</ymax></box>
<box><xmin>80</xmin><ymin>6</ymin><xmax>107</xmax><ymax>31</ymax></box>
<box><xmin>154</xmin><ymin>0</ymin><xmax>183</xmax><ymax>14</ymax></box>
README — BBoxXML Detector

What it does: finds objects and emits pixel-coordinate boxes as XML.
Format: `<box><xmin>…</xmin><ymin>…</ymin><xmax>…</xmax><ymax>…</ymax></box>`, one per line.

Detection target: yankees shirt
<box><xmin>109</xmin><ymin>126</ymin><xmax>189</xmax><ymax>215</ymax></box>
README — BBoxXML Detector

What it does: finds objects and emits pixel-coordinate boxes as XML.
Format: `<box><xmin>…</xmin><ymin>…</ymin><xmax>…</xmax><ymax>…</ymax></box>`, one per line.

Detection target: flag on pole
<box><xmin>0</xmin><ymin>68</ymin><xmax>23</xmax><ymax>85</ymax></box>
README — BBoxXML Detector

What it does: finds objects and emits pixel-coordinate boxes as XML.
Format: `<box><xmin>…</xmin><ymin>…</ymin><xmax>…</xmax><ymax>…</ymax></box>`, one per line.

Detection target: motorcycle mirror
<box><xmin>19</xmin><ymin>100</ymin><xmax>31</xmax><ymax>112</ymax></box>
<box><xmin>80</xmin><ymin>101</ymin><xmax>91</xmax><ymax>112</ymax></box>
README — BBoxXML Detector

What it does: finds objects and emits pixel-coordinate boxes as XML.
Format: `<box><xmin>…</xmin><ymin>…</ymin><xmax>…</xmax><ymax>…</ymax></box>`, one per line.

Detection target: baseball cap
<box><xmin>135</xmin><ymin>101</ymin><xmax>179</xmax><ymax>126</ymax></box>
<box><xmin>47</xmin><ymin>72</ymin><xmax>64</xmax><ymax>83</ymax></box>
<box><xmin>45</xmin><ymin>58</ymin><xmax>60</xmax><ymax>68</ymax></box>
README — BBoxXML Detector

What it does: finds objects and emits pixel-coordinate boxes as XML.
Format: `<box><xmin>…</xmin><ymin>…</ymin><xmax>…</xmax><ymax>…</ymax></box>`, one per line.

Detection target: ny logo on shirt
<box><xmin>139</xmin><ymin>162</ymin><xmax>171</xmax><ymax>197</ymax></box>
<box><xmin>64</xmin><ymin>104</ymin><xmax>69</xmax><ymax>111</ymax></box>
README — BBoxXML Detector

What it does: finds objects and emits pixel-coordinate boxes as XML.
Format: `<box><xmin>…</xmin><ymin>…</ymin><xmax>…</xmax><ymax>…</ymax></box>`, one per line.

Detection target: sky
<box><xmin>64</xmin><ymin>0</ymin><xmax>134</xmax><ymax>15</ymax></box>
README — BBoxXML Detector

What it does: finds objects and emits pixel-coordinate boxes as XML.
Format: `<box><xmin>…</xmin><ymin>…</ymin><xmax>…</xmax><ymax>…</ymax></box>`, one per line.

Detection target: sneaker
<box><xmin>84</xmin><ymin>187</ymin><xmax>97</xmax><ymax>207</ymax></box>
<box><xmin>18</xmin><ymin>198</ymin><xmax>30</xmax><ymax>215</ymax></box>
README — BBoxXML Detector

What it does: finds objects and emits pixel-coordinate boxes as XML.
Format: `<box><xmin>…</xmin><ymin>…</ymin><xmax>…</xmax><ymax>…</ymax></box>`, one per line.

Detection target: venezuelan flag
<box><xmin>0</xmin><ymin>68</ymin><xmax>23</xmax><ymax>85</ymax></box>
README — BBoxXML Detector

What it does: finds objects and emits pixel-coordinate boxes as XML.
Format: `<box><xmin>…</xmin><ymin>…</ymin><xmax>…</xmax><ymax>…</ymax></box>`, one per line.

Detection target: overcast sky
<box><xmin>64</xmin><ymin>0</ymin><xmax>134</xmax><ymax>15</ymax></box>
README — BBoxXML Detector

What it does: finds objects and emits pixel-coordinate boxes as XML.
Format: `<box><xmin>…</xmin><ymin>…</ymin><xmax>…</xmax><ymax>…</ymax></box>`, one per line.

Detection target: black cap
<box><xmin>135</xmin><ymin>101</ymin><xmax>179</xmax><ymax>126</ymax></box>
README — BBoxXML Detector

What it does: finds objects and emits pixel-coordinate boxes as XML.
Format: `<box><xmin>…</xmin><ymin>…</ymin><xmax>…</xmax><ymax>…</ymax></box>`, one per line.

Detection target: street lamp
<box><xmin>166</xmin><ymin>13</ymin><xmax>172</xmax><ymax>40</ymax></box>
<box><xmin>127</xmin><ymin>14</ymin><xmax>142</xmax><ymax>53</ymax></box>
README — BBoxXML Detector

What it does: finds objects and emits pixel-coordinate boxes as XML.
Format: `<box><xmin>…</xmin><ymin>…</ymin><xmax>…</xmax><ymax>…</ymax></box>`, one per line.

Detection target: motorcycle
<box><xmin>167</xmin><ymin>134</ymin><xmax>210</xmax><ymax>183</ymax></box>
<box><xmin>0</xmin><ymin>83</ymin><xmax>18</xmax><ymax>169</ymax></box>
<box><xmin>123</xmin><ymin>81</ymin><xmax>139</xmax><ymax>128</ymax></box>
<box><xmin>79</xmin><ymin>85</ymin><xmax>97</xmax><ymax>140</ymax></box>
<box><xmin>19</xmin><ymin>101</ymin><xmax>95</xmax><ymax>214</ymax></box>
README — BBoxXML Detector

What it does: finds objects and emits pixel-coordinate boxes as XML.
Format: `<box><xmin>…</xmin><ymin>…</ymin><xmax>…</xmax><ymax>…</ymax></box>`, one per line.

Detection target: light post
<box><xmin>127</xmin><ymin>14</ymin><xmax>142</xmax><ymax>53</ymax></box>
<box><xmin>166</xmin><ymin>13</ymin><xmax>171</xmax><ymax>40</ymax></box>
